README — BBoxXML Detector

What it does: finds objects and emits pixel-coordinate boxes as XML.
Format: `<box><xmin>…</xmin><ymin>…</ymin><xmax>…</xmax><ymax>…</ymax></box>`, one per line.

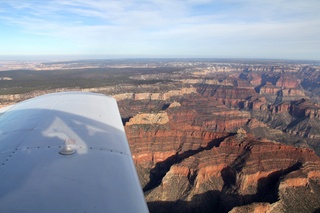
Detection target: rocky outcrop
<box><xmin>114</xmin><ymin>87</ymin><xmax>197</xmax><ymax>101</ymax></box>
<box><xmin>247</xmin><ymin>118</ymin><xmax>268</xmax><ymax>129</ymax></box>
<box><xmin>118</xmin><ymin>82</ymin><xmax>320</xmax><ymax>212</ymax></box>
<box><xmin>259</xmin><ymin>83</ymin><xmax>280</xmax><ymax>102</ymax></box>
<box><xmin>249</xmin><ymin>98</ymin><xmax>320</xmax><ymax>142</ymax></box>
<box><xmin>1</xmin><ymin>61</ymin><xmax>320</xmax><ymax>213</ymax></box>
<box><xmin>239</xmin><ymin>72</ymin><xmax>262</xmax><ymax>86</ymax></box>
<box><xmin>291</xmin><ymin>98</ymin><xmax>320</xmax><ymax>119</ymax></box>
<box><xmin>281</xmin><ymin>88</ymin><xmax>306</xmax><ymax>101</ymax></box>
<box><xmin>249</xmin><ymin>73</ymin><xmax>262</xmax><ymax>86</ymax></box>
<box><xmin>168</xmin><ymin>101</ymin><xmax>181</xmax><ymax>108</ymax></box>
<box><xmin>276</xmin><ymin>75</ymin><xmax>300</xmax><ymax>89</ymax></box>
<box><xmin>126</xmin><ymin>112</ymin><xmax>169</xmax><ymax>125</ymax></box>
<box><xmin>197</xmin><ymin>84</ymin><xmax>258</xmax><ymax>108</ymax></box>
<box><xmin>203</xmin><ymin>110</ymin><xmax>250</xmax><ymax>132</ymax></box>
<box><xmin>145</xmin><ymin>135</ymin><xmax>320</xmax><ymax>213</ymax></box>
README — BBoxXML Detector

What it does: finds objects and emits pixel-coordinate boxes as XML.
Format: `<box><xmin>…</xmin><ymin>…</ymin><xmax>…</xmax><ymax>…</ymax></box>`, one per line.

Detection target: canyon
<box><xmin>1</xmin><ymin>59</ymin><xmax>320</xmax><ymax>212</ymax></box>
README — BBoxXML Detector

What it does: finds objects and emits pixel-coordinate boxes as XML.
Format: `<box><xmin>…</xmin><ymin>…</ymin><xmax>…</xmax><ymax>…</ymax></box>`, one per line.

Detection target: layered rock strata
<box><xmin>1</xmin><ymin>63</ymin><xmax>320</xmax><ymax>212</ymax></box>
<box><xmin>145</xmin><ymin>135</ymin><xmax>320</xmax><ymax>213</ymax></box>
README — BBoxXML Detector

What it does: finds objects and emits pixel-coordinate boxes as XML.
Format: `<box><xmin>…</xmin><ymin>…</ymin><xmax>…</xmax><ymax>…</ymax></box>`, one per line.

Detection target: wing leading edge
<box><xmin>0</xmin><ymin>92</ymin><xmax>148</xmax><ymax>212</ymax></box>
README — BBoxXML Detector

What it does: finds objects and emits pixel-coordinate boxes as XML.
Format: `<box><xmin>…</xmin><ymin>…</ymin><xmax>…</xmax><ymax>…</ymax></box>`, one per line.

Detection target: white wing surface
<box><xmin>0</xmin><ymin>92</ymin><xmax>148</xmax><ymax>212</ymax></box>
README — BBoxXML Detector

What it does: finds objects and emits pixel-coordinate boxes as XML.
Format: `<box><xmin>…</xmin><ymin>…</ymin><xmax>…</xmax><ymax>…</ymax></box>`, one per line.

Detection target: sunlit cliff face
<box><xmin>1</xmin><ymin>62</ymin><xmax>320</xmax><ymax>212</ymax></box>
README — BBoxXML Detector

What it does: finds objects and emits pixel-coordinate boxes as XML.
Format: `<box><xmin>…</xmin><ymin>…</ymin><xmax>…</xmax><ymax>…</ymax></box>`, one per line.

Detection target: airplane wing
<box><xmin>0</xmin><ymin>92</ymin><xmax>149</xmax><ymax>212</ymax></box>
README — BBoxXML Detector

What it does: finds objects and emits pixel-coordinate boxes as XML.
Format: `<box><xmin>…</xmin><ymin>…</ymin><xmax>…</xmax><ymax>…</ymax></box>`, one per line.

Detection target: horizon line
<box><xmin>0</xmin><ymin>55</ymin><xmax>319</xmax><ymax>63</ymax></box>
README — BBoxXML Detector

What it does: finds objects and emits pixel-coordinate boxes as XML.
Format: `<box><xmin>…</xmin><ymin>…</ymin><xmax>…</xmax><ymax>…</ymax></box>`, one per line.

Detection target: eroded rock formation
<box><xmin>143</xmin><ymin>134</ymin><xmax>320</xmax><ymax>213</ymax></box>
<box><xmin>1</xmin><ymin>62</ymin><xmax>320</xmax><ymax>212</ymax></box>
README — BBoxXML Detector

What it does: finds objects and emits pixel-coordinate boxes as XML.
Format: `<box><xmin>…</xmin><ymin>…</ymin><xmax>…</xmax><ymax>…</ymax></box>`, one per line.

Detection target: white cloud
<box><xmin>0</xmin><ymin>0</ymin><xmax>319</xmax><ymax>59</ymax></box>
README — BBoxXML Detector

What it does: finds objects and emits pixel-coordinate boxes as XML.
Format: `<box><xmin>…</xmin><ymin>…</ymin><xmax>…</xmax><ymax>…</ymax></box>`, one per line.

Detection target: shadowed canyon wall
<box><xmin>1</xmin><ymin>63</ymin><xmax>320</xmax><ymax>212</ymax></box>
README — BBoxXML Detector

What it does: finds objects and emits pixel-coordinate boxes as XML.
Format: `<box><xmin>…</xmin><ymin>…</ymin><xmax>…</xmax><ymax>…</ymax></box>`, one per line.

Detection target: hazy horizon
<box><xmin>0</xmin><ymin>55</ymin><xmax>320</xmax><ymax>63</ymax></box>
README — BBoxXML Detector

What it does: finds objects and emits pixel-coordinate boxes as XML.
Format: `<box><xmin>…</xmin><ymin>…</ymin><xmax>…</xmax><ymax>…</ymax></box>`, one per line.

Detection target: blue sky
<box><xmin>0</xmin><ymin>0</ymin><xmax>319</xmax><ymax>60</ymax></box>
